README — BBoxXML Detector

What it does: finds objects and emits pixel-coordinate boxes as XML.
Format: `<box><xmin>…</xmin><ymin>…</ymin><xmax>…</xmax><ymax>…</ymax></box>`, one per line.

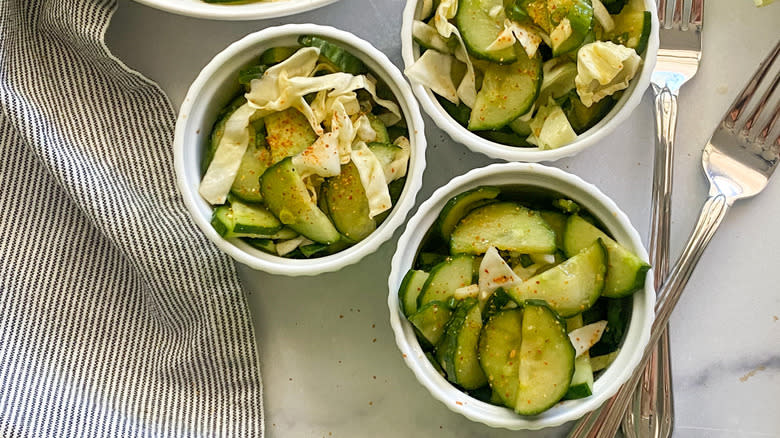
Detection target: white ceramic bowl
<box><xmin>388</xmin><ymin>162</ymin><xmax>654</xmax><ymax>430</ymax></box>
<box><xmin>174</xmin><ymin>24</ymin><xmax>426</xmax><ymax>276</ymax></box>
<box><xmin>133</xmin><ymin>0</ymin><xmax>341</xmax><ymax>21</ymax></box>
<box><xmin>400</xmin><ymin>0</ymin><xmax>659</xmax><ymax>162</ymax></box>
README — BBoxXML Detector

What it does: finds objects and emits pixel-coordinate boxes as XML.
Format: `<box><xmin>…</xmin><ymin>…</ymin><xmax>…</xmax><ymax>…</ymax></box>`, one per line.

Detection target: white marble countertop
<box><xmin>108</xmin><ymin>1</ymin><xmax>780</xmax><ymax>436</ymax></box>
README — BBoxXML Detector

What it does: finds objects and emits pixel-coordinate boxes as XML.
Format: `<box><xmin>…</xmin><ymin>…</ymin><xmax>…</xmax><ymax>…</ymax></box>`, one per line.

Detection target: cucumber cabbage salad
<box><xmin>407</xmin><ymin>0</ymin><xmax>650</xmax><ymax>149</ymax></box>
<box><xmin>398</xmin><ymin>186</ymin><xmax>649</xmax><ymax>414</ymax></box>
<box><xmin>200</xmin><ymin>37</ymin><xmax>411</xmax><ymax>259</ymax></box>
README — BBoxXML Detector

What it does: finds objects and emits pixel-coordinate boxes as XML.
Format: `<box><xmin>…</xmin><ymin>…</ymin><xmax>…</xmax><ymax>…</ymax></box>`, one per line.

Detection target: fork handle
<box><xmin>620</xmin><ymin>84</ymin><xmax>679</xmax><ymax>438</ymax></box>
<box><xmin>568</xmin><ymin>194</ymin><xmax>730</xmax><ymax>438</ymax></box>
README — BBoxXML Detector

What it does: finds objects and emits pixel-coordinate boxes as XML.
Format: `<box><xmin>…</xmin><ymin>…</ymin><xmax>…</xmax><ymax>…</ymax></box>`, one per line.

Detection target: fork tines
<box><xmin>658</xmin><ymin>0</ymin><xmax>704</xmax><ymax>30</ymax></box>
<box><xmin>724</xmin><ymin>41</ymin><xmax>780</xmax><ymax>146</ymax></box>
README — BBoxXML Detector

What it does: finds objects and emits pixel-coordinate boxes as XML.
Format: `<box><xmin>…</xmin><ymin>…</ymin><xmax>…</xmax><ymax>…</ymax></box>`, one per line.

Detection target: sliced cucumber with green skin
<box><xmin>506</xmin><ymin>0</ymin><xmax>532</xmax><ymax>23</ymax></box>
<box><xmin>298</xmin><ymin>35</ymin><xmax>367</xmax><ymax>75</ymax></box>
<box><xmin>260</xmin><ymin>157</ymin><xmax>340</xmax><ymax>244</ymax></box>
<box><xmin>468</xmin><ymin>51</ymin><xmax>542</xmax><ymax>131</ymax></box>
<box><xmin>457</xmin><ymin>0</ymin><xmax>518</xmax><ymax>63</ymax></box>
<box><xmin>436</xmin><ymin>94</ymin><xmax>472</xmax><ymax>127</ymax></box>
<box><xmin>323</xmin><ymin>162</ymin><xmax>376</xmax><ymax>243</ymax></box>
<box><xmin>426</xmin><ymin>351</ymin><xmax>447</xmax><ymax>378</ymax></box>
<box><xmin>259</xmin><ymin>46</ymin><xmax>298</xmax><ymax>65</ymax></box>
<box><xmin>539</xmin><ymin>210</ymin><xmax>568</xmax><ymax>251</ymax></box>
<box><xmin>265</xmin><ymin>108</ymin><xmax>318</xmax><ymax>163</ymax></box>
<box><xmin>549</xmin><ymin>0</ymin><xmax>594</xmax><ymax>57</ymax></box>
<box><xmin>565</xmin><ymin>93</ymin><xmax>615</xmax><ymax>133</ymax></box>
<box><xmin>563</xmin><ymin>314</ymin><xmax>594</xmax><ymax>399</ymax></box>
<box><xmin>244</xmin><ymin>238</ymin><xmax>275</xmax><ymax>254</ymax></box>
<box><xmin>416</xmin><ymin>252</ymin><xmax>448</xmax><ymax>271</ymax></box>
<box><xmin>399</xmin><ymin>269</ymin><xmax>430</xmax><ymax>317</ymax></box>
<box><xmin>507</xmin><ymin>240</ymin><xmax>606</xmax><ymax>317</ymax></box>
<box><xmin>564</xmin><ymin>215</ymin><xmax>649</xmax><ymax>298</ymax></box>
<box><xmin>238</xmin><ymin>65</ymin><xmax>269</xmax><ymax>86</ymax></box>
<box><xmin>230</xmin><ymin>129</ymin><xmax>271</xmax><ymax>203</ymax></box>
<box><xmin>368</xmin><ymin>114</ymin><xmax>391</xmax><ymax>144</ymax></box>
<box><xmin>515</xmin><ymin>301</ymin><xmax>575</xmax><ymax>415</ymax></box>
<box><xmin>211</xmin><ymin>200</ymin><xmax>283</xmax><ymax>239</ymax></box>
<box><xmin>609</xmin><ymin>10</ymin><xmax>651</xmax><ymax>54</ymax></box>
<box><xmin>475</xmin><ymin>129</ymin><xmax>532</xmax><ymax>147</ymax></box>
<box><xmin>478</xmin><ymin>309</ymin><xmax>524</xmax><ymax>408</ymax></box>
<box><xmin>367</xmin><ymin>142</ymin><xmax>401</xmax><ymax>170</ymax></box>
<box><xmin>589</xmin><ymin>296</ymin><xmax>631</xmax><ymax>356</ymax></box>
<box><xmin>417</xmin><ymin>255</ymin><xmax>476</xmax><ymax>307</ymax></box>
<box><xmin>436</xmin><ymin>185</ymin><xmax>501</xmax><ymax>241</ymax></box>
<box><xmin>435</xmin><ymin>298</ymin><xmax>488</xmax><ymax>389</ymax></box>
<box><xmin>508</xmin><ymin>117</ymin><xmax>532</xmax><ymax>137</ymax></box>
<box><xmin>482</xmin><ymin>287</ymin><xmax>512</xmax><ymax>321</ymax></box>
<box><xmin>450</xmin><ymin>202</ymin><xmax>556</xmax><ymax>255</ymax></box>
<box><xmin>409</xmin><ymin>301</ymin><xmax>454</xmax><ymax>348</ymax></box>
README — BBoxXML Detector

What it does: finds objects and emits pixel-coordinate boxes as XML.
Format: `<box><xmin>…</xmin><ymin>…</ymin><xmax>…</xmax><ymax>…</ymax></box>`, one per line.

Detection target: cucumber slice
<box><xmin>467</xmin><ymin>51</ymin><xmax>542</xmax><ymax>131</ymax></box>
<box><xmin>230</xmin><ymin>127</ymin><xmax>271</xmax><ymax>203</ymax></box>
<box><xmin>265</xmin><ymin>108</ymin><xmax>318</xmax><ymax>163</ymax></box>
<box><xmin>564</xmin><ymin>353</ymin><xmax>594</xmax><ymax>399</ymax></box>
<box><xmin>425</xmin><ymin>351</ymin><xmax>447</xmax><ymax>378</ymax></box>
<box><xmin>211</xmin><ymin>201</ymin><xmax>282</xmax><ymax>238</ymax></box>
<box><xmin>417</xmin><ymin>255</ymin><xmax>476</xmax><ymax>307</ymax></box>
<box><xmin>368</xmin><ymin>143</ymin><xmax>402</xmax><ymax>171</ymax></box>
<box><xmin>259</xmin><ymin>158</ymin><xmax>340</xmax><ymax>244</ymax></box>
<box><xmin>436</xmin><ymin>185</ymin><xmax>501</xmax><ymax>242</ymax></box>
<box><xmin>563</xmin><ymin>313</ymin><xmax>594</xmax><ymax>399</ymax></box>
<box><xmin>563</xmin><ymin>215</ymin><xmax>649</xmax><ymax>298</ymax></box>
<box><xmin>457</xmin><ymin>0</ymin><xmax>518</xmax><ymax>63</ymax></box>
<box><xmin>409</xmin><ymin>301</ymin><xmax>454</xmax><ymax>348</ymax></box>
<box><xmin>564</xmin><ymin>93</ymin><xmax>615</xmax><ymax>133</ymax></box>
<box><xmin>478</xmin><ymin>309</ymin><xmax>524</xmax><ymax>408</ymax></box>
<box><xmin>609</xmin><ymin>10</ymin><xmax>651</xmax><ymax>54</ymax></box>
<box><xmin>507</xmin><ymin>240</ymin><xmax>606</xmax><ymax>317</ymax></box>
<box><xmin>322</xmin><ymin>162</ymin><xmax>376</xmax><ymax>243</ymax></box>
<box><xmin>238</xmin><ymin>65</ymin><xmax>269</xmax><ymax>86</ymax></box>
<box><xmin>589</xmin><ymin>296</ymin><xmax>631</xmax><ymax>356</ymax></box>
<box><xmin>539</xmin><ymin>210</ymin><xmax>567</xmax><ymax>250</ymax></box>
<box><xmin>298</xmin><ymin>35</ymin><xmax>367</xmax><ymax>75</ymax></box>
<box><xmin>508</xmin><ymin>116</ymin><xmax>532</xmax><ymax>137</ymax></box>
<box><xmin>259</xmin><ymin>46</ymin><xmax>298</xmax><ymax>65</ymax></box>
<box><xmin>548</xmin><ymin>0</ymin><xmax>594</xmax><ymax>57</ymax></box>
<box><xmin>367</xmin><ymin>114</ymin><xmax>391</xmax><ymax>144</ymax></box>
<box><xmin>482</xmin><ymin>287</ymin><xmax>513</xmax><ymax>321</ymax></box>
<box><xmin>450</xmin><ymin>202</ymin><xmax>556</xmax><ymax>255</ymax></box>
<box><xmin>435</xmin><ymin>298</ymin><xmax>488</xmax><ymax>389</ymax></box>
<box><xmin>399</xmin><ymin>269</ymin><xmax>430</xmax><ymax>317</ymax></box>
<box><xmin>436</xmin><ymin>94</ymin><xmax>471</xmax><ymax>127</ymax></box>
<box><xmin>244</xmin><ymin>238</ymin><xmax>276</xmax><ymax>254</ymax></box>
<box><xmin>475</xmin><ymin>129</ymin><xmax>533</xmax><ymax>147</ymax></box>
<box><xmin>515</xmin><ymin>301</ymin><xmax>575</xmax><ymax>415</ymax></box>
<box><xmin>591</xmin><ymin>350</ymin><xmax>619</xmax><ymax>371</ymax></box>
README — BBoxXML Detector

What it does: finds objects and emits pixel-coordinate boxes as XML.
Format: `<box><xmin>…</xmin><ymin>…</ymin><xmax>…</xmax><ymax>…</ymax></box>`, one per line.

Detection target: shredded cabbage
<box><xmin>568</xmin><ymin>320</ymin><xmax>608</xmax><ymax>357</ymax></box>
<box><xmin>526</xmin><ymin>102</ymin><xmax>578</xmax><ymax>150</ymax></box>
<box><xmin>591</xmin><ymin>0</ymin><xmax>615</xmax><ymax>32</ymax></box>
<box><xmin>405</xmin><ymin>50</ymin><xmax>459</xmax><ymax>104</ymax></box>
<box><xmin>350</xmin><ymin>141</ymin><xmax>392</xmax><ymax>218</ymax></box>
<box><xmin>433</xmin><ymin>0</ymin><xmax>477</xmax><ymax>107</ymax></box>
<box><xmin>386</xmin><ymin>136</ymin><xmax>411</xmax><ymax>182</ymax></box>
<box><xmin>575</xmin><ymin>41</ymin><xmax>641</xmax><ymax>107</ymax></box>
<box><xmin>198</xmin><ymin>103</ymin><xmax>258</xmax><ymax>205</ymax></box>
<box><xmin>478</xmin><ymin>247</ymin><xmax>522</xmax><ymax>301</ymax></box>
<box><xmin>485</xmin><ymin>19</ymin><xmax>543</xmax><ymax>58</ymax></box>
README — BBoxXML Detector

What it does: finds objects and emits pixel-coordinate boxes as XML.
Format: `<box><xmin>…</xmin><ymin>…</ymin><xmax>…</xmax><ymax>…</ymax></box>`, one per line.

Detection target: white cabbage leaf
<box><xmin>276</xmin><ymin>236</ymin><xmax>315</xmax><ymax>256</ymax></box>
<box><xmin>291</xmin><ymin>132</ymin><xmax>341</xmax><ymax>179</ymax></box>
<box><xmin>384</xmin><ymin>136</ymin><xmax>411</xmax><ymax>182</ymax></box>
<box><xmin>412</xmin><ymin>20</ymin><xmax>454</xmax><ymax>54</ymax></box>
<box><xmin>485</xmin><ymin>19</ymin><xmax>543</xmax><ymax>58</ymax></box>
<box><xmin>198</xmin><ymin>103</ymin><xmax>259</xmax><ymax>205</ymax></box>
<box><xmin>405</xmin><ymin>49</ymin><xmax>459</xmax><ymax>104</ymax></box>
<box><xmin>433</xmin><ymin>0</ymin><xmax>477</xmax><ymax>107</ymax></box>
<box><xmin>350</xmin><ymin>141</ymin><xmax>392</xmax><ymax>218</ymax></box>
<box><xmin>575</xmin><ymin>41</ymin><xmax>641</xmax><ymax>107</ymax></box>
<box><xmin>526</xmin><ymin>101</ymin><xmax>578</xmax><ymax>150</ymax></box>
<box><xmin>591</xmin><ymin>0</ymin><xmax>615</xmax><ymax>32</ymax></box>
<box><xmin>478</xmin><ymin>247</ymin><xmax>522</xmax><ymax>301</ymax></box>
<box><xmin>568</xmin><ymin>320</ymin><xmax>608</xmax><ymax>357</ymax></box>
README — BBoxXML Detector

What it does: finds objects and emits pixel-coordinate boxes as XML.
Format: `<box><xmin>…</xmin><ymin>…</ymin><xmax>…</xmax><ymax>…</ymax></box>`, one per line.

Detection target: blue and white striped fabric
<box><xmin>0</xmin><ymin>0</ymin><xmax>264</xmax><ymax>436</ymax></box>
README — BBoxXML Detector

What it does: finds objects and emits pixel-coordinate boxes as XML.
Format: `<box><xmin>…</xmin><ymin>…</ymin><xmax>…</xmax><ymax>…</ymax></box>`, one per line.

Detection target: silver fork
<box><xmin>568</xmin><ymin>40</ymin><xmax>780</xmax><ymax>438</ymax></box>
<box><xmin>623</xmin><ymin>1</ymin><xmax>704</xmax><ymax>437</ymax></box>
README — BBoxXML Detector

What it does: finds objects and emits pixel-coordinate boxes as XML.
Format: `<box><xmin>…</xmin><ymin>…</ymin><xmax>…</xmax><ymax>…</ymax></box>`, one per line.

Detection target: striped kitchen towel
<box><xmin>0</xmin><ymin>0</ymin><xmax>264</xmax><ymax>436</ymax></box>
